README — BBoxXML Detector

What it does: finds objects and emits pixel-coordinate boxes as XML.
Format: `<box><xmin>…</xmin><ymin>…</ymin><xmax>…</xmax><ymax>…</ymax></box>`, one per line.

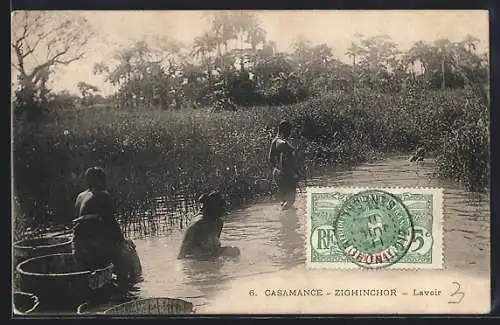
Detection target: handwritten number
<box><xmin>448</xmin><ymin>281</ymin><xmax>465</xmax><ymax>304</ymax></box>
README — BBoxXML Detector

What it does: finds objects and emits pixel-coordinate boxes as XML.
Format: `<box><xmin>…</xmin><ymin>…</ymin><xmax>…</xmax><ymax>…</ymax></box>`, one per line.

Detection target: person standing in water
<box><xmin>409</xmin><ymin>145</ymin><xmax>426</xmax><ymax>162</ymax></box>
<box><xmin>177</xmin><ymin>190</ymin><xmax>238</xmax><ymax>260</ymax></box>
<box><xmin>268</xmin><ymin>119</ymin><xmax>298</xmax><ymax>210</ymax></box>
<box><xmin>73</xmin><ymin>167</ymin><xmax>142</xmax><ymax>287</ymax></box>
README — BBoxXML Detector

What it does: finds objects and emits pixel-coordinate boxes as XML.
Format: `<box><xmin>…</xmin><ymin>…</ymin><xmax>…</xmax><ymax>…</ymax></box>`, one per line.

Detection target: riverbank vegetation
<box><xmin>12</xmin><ymin>12</ymin><xmax>489</xmax><ymax>237</ymax></box>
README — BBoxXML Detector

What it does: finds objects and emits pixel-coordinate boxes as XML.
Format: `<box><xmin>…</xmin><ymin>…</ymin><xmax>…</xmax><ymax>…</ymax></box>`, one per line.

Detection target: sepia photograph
<box><xmin>11</xmin><ymin>10</ymin><xmax>490</xmax><ymax>315</ymax></box>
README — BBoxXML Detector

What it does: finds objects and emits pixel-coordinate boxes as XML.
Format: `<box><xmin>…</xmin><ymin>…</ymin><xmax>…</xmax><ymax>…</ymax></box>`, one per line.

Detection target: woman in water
<box><xmin>177</xmin><ymin>190</ymin><xmax>239</xmax><ymax>260</ymax></box>
<box><xmin>73</xmin><ymin>167</ymin><xmax>142</xmax><ymax>287</ymax></box>
<box><xmin>268</xmin><ymin>120</ymin><xmax>299</xmax><ymax>210</ymax></box>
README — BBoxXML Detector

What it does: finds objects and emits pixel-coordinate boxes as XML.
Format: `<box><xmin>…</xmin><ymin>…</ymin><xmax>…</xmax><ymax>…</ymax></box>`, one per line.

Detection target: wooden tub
<box><xmin>16</xmin><ymin>253</ymin><xmax>113</xmax><ymax>310</ymax></box>
<box><xmin>14</xmin><ymin>236</ymin><xmax>73</xmax><ymax>266</ymax></box>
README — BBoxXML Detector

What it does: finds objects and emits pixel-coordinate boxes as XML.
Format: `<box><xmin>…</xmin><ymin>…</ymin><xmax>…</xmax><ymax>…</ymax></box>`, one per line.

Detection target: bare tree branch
<box><xmin>11</xmin><ymin>12</ymin><xmax>94</xmax><ymax>91</ymax></box>
<box><xmin>15</xmin><ymin>14</ymin><xmax>30</xmax><ymax>46</ymax></box>
<box><xmin>11</xmin><ymin>62</ymin><xmax>22</xmax><ymax>73</ymax></box>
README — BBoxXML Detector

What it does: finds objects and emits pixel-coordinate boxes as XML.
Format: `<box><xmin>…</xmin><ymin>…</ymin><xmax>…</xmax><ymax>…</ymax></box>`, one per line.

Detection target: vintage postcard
<box><xmin>11</xmin><ymin>10</ymin><xmax>490</xmax><ymax>315</ymax></box>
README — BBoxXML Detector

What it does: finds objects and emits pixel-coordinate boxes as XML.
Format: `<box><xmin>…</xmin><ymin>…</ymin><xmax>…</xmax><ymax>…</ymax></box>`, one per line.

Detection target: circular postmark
<box><xmin>334</xmin><ymin>190</ymin><xmax>414</xmax><ymax>268</ymax></box>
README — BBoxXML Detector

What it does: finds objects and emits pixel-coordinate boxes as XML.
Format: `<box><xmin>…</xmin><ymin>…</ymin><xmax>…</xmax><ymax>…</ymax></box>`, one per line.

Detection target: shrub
<box><xmin>435</xmin><ymin>94</ymin><xmax>490</xmax><ymax>192</ymax></box>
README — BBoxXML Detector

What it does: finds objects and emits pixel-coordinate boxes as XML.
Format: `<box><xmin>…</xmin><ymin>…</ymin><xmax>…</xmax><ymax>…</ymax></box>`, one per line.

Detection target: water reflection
<box><xmin>277</xmin><ymin>207</ymin><xmax>306</xmax><ymax>269</ymax></box>
<box><xmin>181</xmin><ymin>258</ymin><xmax>233</xmax><ymax>297</ymax></box>
<box><xmin>131</xmin><ymin>155</ymin><xmax>489</xmax><ymax>309</ymax></box>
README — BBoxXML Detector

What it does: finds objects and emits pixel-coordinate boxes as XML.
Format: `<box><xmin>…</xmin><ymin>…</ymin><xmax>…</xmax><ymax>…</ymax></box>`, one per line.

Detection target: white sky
<box><xmin>11</xmin><ymin>10</ymin><xmax>489</xmax><ymax>96</ymax></box>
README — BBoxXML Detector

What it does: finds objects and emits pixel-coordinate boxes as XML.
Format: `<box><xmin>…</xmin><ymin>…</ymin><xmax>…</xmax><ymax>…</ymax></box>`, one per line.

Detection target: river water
<box><xmin>132</xmin><ymin>155</ymin><xmax>490</xmax><ymax>312</ymax></box>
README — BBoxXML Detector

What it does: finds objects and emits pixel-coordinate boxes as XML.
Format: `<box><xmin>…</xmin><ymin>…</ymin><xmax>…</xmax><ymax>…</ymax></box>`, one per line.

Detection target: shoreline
<box><xmin>14</xmin><ymin>150</ymin><xmax>488</xmax><ymax>241</ymax></box>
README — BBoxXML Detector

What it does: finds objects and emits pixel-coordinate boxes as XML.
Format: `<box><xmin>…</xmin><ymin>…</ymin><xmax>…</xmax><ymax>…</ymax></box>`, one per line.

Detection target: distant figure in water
<box><xmin>177</xmin><ymin>190</ymin><xmax>239</xmax><ymax>260</ymax></box>
<box><xmin>269</xmin><ymin>119</ymin><xmax>298</xmax><ymax>210</ymax></box>
<box><xmin>409</xmin><ymin>146</ymin><xmax>426</xmax><ymax>162</ymax></box>
<box><xmin>73</xmin><ymin>167</ymin><xmax>142</xmax><ymax>288</ymax></box>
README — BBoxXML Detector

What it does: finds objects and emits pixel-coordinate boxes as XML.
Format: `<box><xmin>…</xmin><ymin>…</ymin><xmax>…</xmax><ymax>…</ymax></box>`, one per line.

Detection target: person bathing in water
<box><xmin>177</xmin><ymin>190</ymin><xmax>239</xmax><ymax>260</ymax></box>
<box><xmin>73</xmin><ymin>167</ymin><xmax>142</xmax><ymax>288</ymax></box>
<box><xmin>268</xmin><ymin>119</ymin><xmax>299</xmax><ymax>210</ymax></box>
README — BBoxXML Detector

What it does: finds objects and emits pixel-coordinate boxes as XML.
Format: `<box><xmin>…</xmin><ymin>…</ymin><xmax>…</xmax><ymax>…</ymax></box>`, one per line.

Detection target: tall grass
<box><xmin>435</xmin><ymin>90</ymin><xmax>490</xmax><ymax>192</ymax></box>
<box><xmin>12</xmin><ymin>88</ymin><xmax>489</xmax><ymax>235</ymax></box>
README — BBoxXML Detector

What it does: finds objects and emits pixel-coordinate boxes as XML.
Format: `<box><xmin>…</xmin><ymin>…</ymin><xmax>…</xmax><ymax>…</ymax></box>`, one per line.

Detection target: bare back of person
<box><xmin>271</xmin><ymin>136</ymin><xmax>296</xmax><ymax>176</ymax></box>
<box><xmin>177</xmin><ymin>190</ymin><xmax>239</xmax><ymax>260</ymax></box>
<box><xmin>73</xmin><ymin>189</ymin><xmax>123</xmax><ymax>268</ymax></box>
<box><xmin>177</xmin><ymin>215</ymin><xmax>224</xmax><ymax>260</ymax></box>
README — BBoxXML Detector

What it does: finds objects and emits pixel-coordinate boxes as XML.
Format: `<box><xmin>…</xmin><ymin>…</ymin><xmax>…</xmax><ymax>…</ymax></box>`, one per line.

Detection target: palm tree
<box><xmin>220</xmin><ymin>15</ymin><xmax>237</xmax><ymax>54</ymax></box>
<box><xmin>208</xmin><ymin>12</ymin><xmax>236</xmax><ymax>56</ymax></box>
<box><xmin>290</xmin><ymin>34</ymin><xmax>312</xmax><ymax>75</ymax></box>
<box><xmin>245</xmin><ymin>17</ymin><xmax>266</xmax><ymax>51</ymax></box>
<box><xmin>191</xmin><ymin>32</ymin><xmax>217</xmax><ymax>61</ymax></box>
<box><xmin>434</xmin><ymin>38</ymin><xmax>453</xmax><ymax>89</ymax></box>
<box><xmin>246</xmin><ymin>25</ymin><xmax>266</xmax><ymax>51</ymax></box>
<box><xmin>232</xmin><ymin>12</ymin><xmax>253</xmax><ymax>50</ymax></box>
<box><xmin>405</xmin><ymin>40</ymin><xmax>433</xmax><ymax>83</ymax></box>
<box><xmin>345</xmin><ymin>42</ymin><xmax>364</xmax><ymax>90</ymax></box>
<box><xmin>191</xmin><ymin>32</ymin><xmax>217</xmax><ymax>89</ymax></box>
<box><xmin>345</xmin><ymin>42</ymin><xmax>364</xmax><ymax>67</ymax></box>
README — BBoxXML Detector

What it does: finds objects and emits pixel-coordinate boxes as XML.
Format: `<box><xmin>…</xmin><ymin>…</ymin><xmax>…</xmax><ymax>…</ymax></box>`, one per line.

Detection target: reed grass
<box><xmin>12</xmin><ymin>88</ymin><xmax>489</xmax><ymax>237</ymax></box>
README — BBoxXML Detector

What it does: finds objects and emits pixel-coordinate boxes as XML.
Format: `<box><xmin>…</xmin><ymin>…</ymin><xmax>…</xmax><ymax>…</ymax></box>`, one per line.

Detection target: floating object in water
<box><xmin>14</xmin><ymin>236</ymin><xmax>73</xmax><ymax>266</ymax></box>
<box><xmin>13</xmin><ymin>292</ymin><xmax>40</xmax><ymax>315</ymax></box>
<box><xmin>16</xmin><ymin>253</ymin><xmax>113</xmax><ymax>310</ymax></box>
<box><xmin>77</xmin><ymin>297</ymin><xmax>196</xmax><ymax>315</ymax></box>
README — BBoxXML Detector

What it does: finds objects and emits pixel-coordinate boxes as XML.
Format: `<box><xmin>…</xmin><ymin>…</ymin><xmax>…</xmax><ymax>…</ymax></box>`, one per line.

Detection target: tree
<box><xmin>404</xmin><ymin>37</ymin><xmax>486</xmax><ymax>91</ymax></box>
<box><xmin>434</xmin><ymin>39</ymin><xmax>454</xmax><ymax>89</ymax></box>
<box><xmin>245</xmin><ymin>18</ymin><xmax>266</xmax><ymax>51</ymax></box>
<box><xmin>290</xmin><ymin>34</ymin><xmax>312</xmax><ymax>55</ymax></box>
<box><xmin>461</xmin><ymin>34</ymin><xmax>480</xmax><ymax>53</ymax></box>
<box><xmin>450</xmin><ymin>38</ymin><xmax>489</xmax><ymax>104</ymax></box>
<box><xmin>406</xmin><ymin>41</ymin><xmax>430</xmax><ymax>72</ymax></box>
<box><xmin>77</xmin><ymin>81</ymin><xmax>100</xmax><ymax>106</ymax></box>
<box><xmin>94</xmin><ymin>38</ymin><xmax>187</xmax><ymax>109</ymax></box>
<box><xmin>191</xmin><ymin>32</ymin><xmax>217</xmax><ymax>61</ymax></box>
<box><xmin>310</xmin><ymin>44</ymin><xmax>334</xmax><ymax>71</ymax></box>
<box><xmin>345</xmin><ymin>42</ymin><xmax>365</xmax><ymax>90</ymax></box>
<box><xmin>290</xmin><ymin>35</ymin><xmax>313</xmax><ymax>81</ymax></box>
<box><xmin>209</xmin><ymin>12</ymin><xmax>237</xmax><ymax>55</ymax></box>
<box><xmin>11</xmin><ymin>11</ymin><xmax>94</xmax><ymax>118</ymax></box>
<box><xmin>355</xmin><ymin>34</ymin><xmax>401</xmax><ymax>91</ymax></box>
<box><xmin>259</xmin><ymin>40</ymin><xmax>276</xmax><ymax>58</ymax></box>
<box><xmin>231</xmin><ymin>12</ymin><xmax>254</xmax><ymax>50</ymax></box>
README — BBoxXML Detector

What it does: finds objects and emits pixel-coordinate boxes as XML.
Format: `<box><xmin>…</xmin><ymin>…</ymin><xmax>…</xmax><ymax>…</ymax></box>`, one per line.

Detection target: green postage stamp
<box><xmin>306</xmin><ymin>187</ymin><xmax>443</xmax><ymax>269</ymax></box>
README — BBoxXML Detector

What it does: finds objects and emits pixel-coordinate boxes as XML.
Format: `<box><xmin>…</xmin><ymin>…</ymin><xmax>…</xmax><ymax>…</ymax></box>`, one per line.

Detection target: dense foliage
<box><xmin>12</xmin><ymin>12</ymin><xmax>490</xmax><ymax>236</ymax></box>
<box><xmin>13</xmin><ymin>89</ymin><xmax>488</xmax><ymax>230</ymax></box>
